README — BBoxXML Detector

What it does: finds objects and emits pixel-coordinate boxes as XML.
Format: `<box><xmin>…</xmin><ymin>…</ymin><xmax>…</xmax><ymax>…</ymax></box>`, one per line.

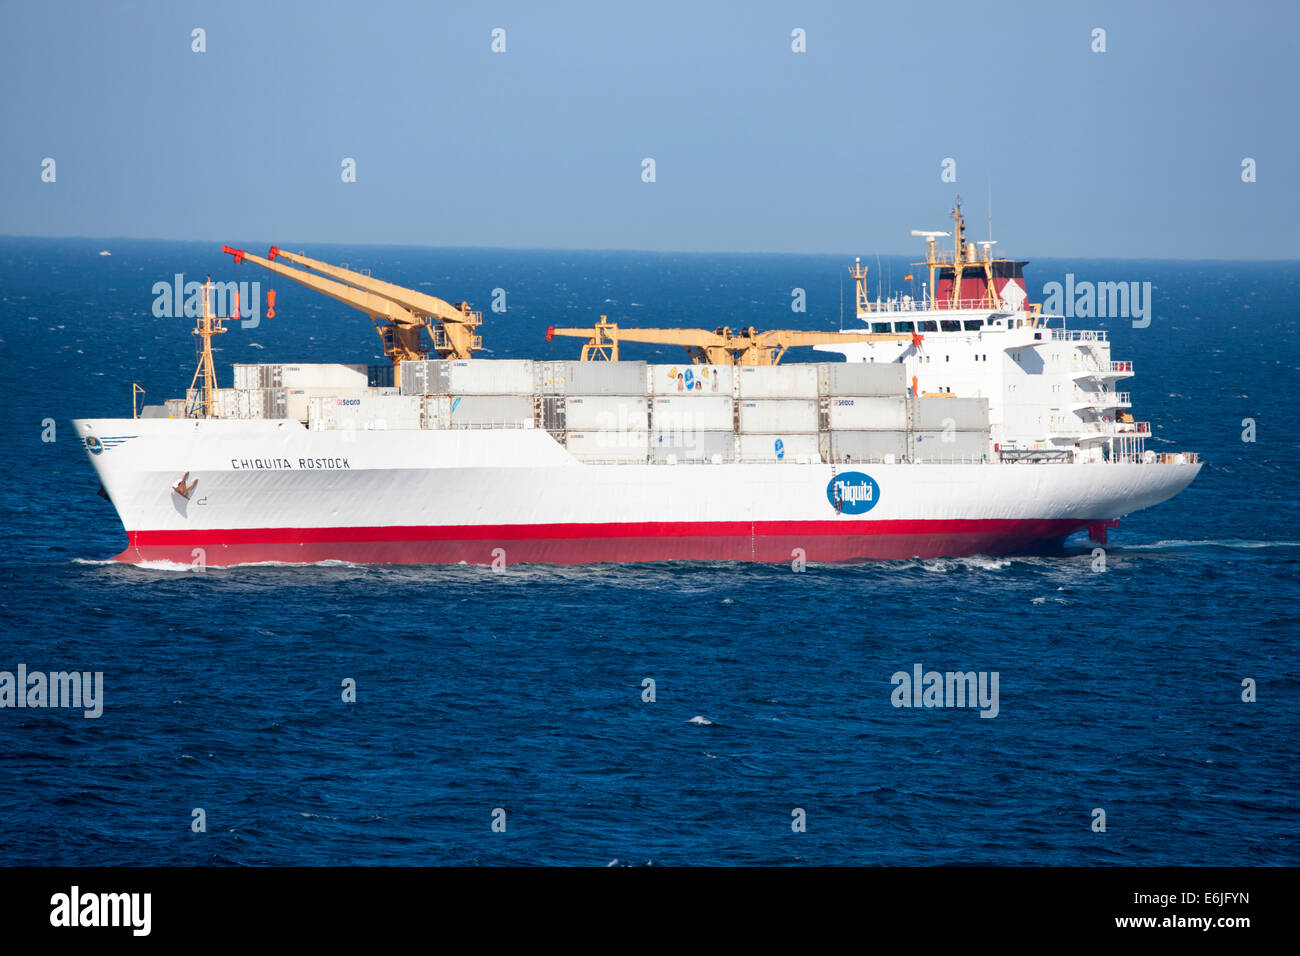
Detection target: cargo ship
<box><xmin>74</xmin><ymin>204</ymin><xmax>1201</xmax><ymax>566</ymax></box>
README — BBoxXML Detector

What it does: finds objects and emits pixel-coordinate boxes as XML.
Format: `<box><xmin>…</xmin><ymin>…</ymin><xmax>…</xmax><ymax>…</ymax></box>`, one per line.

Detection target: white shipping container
<box><xmin>827</xmin><ymin>396</ymin><xmax>907</xmax><ymax>430</ymax></box>
<box><xmin>651</xmin><ymin>395</ymin><xmax>734</xmax><ymax>432</ymax></box>
<box><xmin>438</xmin><ymin>394</ymin><xmax>535</xmax><ymax>429</ymax></box>
<box><xmin>650</xmin><ymin>430</ymin><xmax>735</xmax><ymax>463</ymax></box>
<box><xmin>829</xmin><ymin>430</ymin><xmax>907</xmax><ymax>462</ymax></box>
<box><xmin>232</xmin><ymin>364</ymin><xmax>262</xmax><ymax>390</ymax></box>
<box><xmin>562</xmin><ymin>361</ymin><xmax>647</xmax><ymax>396</ymax></box>
<box><xmin>536</xmin><ymin>361</ymin><xmax>567</xmax><ymax>395</ymax></box>
<box><xmin>277</xmin><ymin>363</ymin><xmax>369</xmax><ymax>390</ymax></box>
<box><xmin>438</xmin><ymin>359</ymin><xmax>535</xmax><ymax>395</ymax></box>
<box><xmin>910</xmin><ymin>396</ymin><xmax>990</xmax><ymax>431</ymax></box>
<box><xmin>286</xmin><ymin>387</ymin><xmax>372</xmax><ymax>421</ymax></box>
<box><xmin>564</xmin><ymin>431</ymin><xmax>649</xmax><ymax>462</ymax></box>
<box><xmin>564</xmin><ymin>396</ymin><xmax>649</xmax><ymax>431</ymax></box>
<box><xmin>912</xmin><ymin>430</ymin><xmax>990</xmax><ymax>460</ymax></box>
<box><xmin>648</xmin><ymin>364</ymin><xmax>733</xmax><ymax>396</ymax></box>
<box><xmin>736</xmin><ymin>364</ymin><xmax>819</xmax><ymax>399</ymax></box>
<box><xmin>818</xmin><ymin>361</ymin><xmax>907</xmax><ymax>397</ymax></box>
<box><xmin>738</xmin><ymin>399</ymin><xmax>818</xmax><ymax>433</ymax></box>
<box><xmin>215</xmin><ymin>390</ymin><xmax>244</xmax><ymax>418</ymax></box>
<box><xmin>737</xmin><ymin>433</ymin><xmax>821</xmax><ymax>462</ymax></box>
<box><xmin>163</xmin><ymin>398</ymin><xmax>187</xmax><ymax>418</ymax></box>
<box><xmin>310</xmin><ymin>394</ymin><xmax>424</xmax><ymax>430</ymax></box>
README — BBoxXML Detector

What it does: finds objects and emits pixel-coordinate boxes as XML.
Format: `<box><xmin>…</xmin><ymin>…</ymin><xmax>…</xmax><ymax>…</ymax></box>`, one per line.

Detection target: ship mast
<box><xmin>186</xmin><ymin>277</ymin><xmax>227</xmax><ymax>418</ymax></box>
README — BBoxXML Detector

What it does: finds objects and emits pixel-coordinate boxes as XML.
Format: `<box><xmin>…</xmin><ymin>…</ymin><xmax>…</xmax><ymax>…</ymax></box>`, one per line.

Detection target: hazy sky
<box><xmin>1</xmin><ymin>0</ymin><xmax>1295</xmax><ymax>258</ymax></box>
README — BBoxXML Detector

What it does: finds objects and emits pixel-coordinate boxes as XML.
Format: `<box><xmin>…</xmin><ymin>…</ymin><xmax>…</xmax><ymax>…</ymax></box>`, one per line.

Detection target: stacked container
<box><xmin>819</xmin><ymin>361</ymin><xmax>909</xmax><ymax>464</ymax></box>
<box><xmin>909</xmin><ymin>396</ymin><xmax>991</xmax><ymax>461</ymax></box>
<box><xmin>308</xmin><ymin>394</ymin><xmax>425</xmax><ymax>431</ymax></box>
<box><xmin>735</xmin><ymin>365</ymin><xmax>820</xmax><ymax>462</ymax></box>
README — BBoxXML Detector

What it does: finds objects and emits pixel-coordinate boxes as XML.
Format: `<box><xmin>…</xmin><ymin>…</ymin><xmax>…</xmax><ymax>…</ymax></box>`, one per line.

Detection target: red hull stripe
<box><xmin>120</xmin><ymin>518</ymin><xmax>1090</xmax><ymax>566</ymax></box>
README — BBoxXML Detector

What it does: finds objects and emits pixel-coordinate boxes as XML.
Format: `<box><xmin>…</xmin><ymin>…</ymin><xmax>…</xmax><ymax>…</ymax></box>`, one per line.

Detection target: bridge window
<box><xmin>919</xmin><ymin>321</ymin><xmax>938</xmax><ymax>331</ymax></box>
<box><xmin>941</xmin><ymin>320</ymin><xmax>961</xmax><ymax>331</ymax></box>
<box><xmin>963</xmin><ymin>320</ymin><xmax>982</xmax><ymax>331</ymax></box>
<box><xmin>871</xmin><ymin>322</ymin><xmax>891</xmax><ymax>333</ymax></box>
<box><xmin>894</xmin><ymin>322</ymin><xmax>915</xmax><ymax>333</ymax></box>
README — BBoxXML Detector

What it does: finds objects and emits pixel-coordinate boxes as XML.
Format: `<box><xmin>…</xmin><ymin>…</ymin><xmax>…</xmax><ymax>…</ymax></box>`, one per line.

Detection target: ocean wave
<box><xmin>1121</xmin><ymin>539</ymin><xmax>1300</xmax><ymax>551</ymax></box>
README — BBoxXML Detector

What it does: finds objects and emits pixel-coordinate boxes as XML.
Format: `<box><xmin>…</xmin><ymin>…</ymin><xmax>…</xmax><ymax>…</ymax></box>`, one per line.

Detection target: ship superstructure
<box><xmin>73</xmin><ymin>208</ymin><xmax>1201</xmax><ymax>567</ymax></box>
<box><xmin>815</xmin><ymin>201</ymin><xmax>1159</xmax><ymax>467</ymax></box>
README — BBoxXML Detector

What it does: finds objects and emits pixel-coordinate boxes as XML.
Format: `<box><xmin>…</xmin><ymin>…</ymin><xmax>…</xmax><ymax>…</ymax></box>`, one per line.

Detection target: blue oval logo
<box><xmin>827</xmin><ymin>471</ymin><xmax>880</xmax><ymax>514</ymax></box>
<box><xmin>774</xmin><ymin>438</ymin><xmax>785</xmax><ymax>460</ymax></box>
<box><xmin>85</xmin><ymin>436</ymin><xmax>104</xmax><ymax>456</ymax></box>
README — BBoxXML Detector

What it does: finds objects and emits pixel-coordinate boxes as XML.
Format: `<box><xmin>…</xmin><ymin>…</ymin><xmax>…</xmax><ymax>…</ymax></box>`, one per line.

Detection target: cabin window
<box><xmin>894</xmin><ymin>322</ymin><xmax>915</xmax><ymax>333</ymax></box>
<box><xmin>941</xmin><ymin>320</ymin><xmax>961</xmax><ymax>332</ymax></box>
<box><xmin>919</xmin><ymin>321</ymin><xmax>938</xmax><ymax>332</ymax></box>
<box><xmin>871</xmin><ymin>322</ymin><xmax>891</xmax><ymax>333</ymax></box>
<box><xmin>963</xmin><ymin>320</ymin><xmax>982</xmax><ymax>331</ymax></box>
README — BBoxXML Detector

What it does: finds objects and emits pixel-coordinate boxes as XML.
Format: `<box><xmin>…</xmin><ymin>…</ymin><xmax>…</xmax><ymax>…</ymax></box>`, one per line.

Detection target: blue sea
<box><xmin>0</xmin><ymin>237</ymin><xmax>1296</xmax><ymax>865</ymax></box>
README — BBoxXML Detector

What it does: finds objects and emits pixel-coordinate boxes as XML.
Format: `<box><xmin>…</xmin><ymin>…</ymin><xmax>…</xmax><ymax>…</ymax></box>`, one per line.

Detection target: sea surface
<box><xmin>0</xmin><ymin>237</ymin><xmax>1296</xmax><ymax>865</ymax></box>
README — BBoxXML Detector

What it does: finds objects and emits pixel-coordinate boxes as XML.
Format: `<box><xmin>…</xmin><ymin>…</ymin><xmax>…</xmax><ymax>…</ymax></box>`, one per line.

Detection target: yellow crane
<box><xmin>221</xmin><ymin>245</ymin><xmax>482</xmax><ymax>384</ymax></box>
<box><xmin>546</xmin><ymin>316</ymin><xmax>922</xmax><ymax>365</ymax></box>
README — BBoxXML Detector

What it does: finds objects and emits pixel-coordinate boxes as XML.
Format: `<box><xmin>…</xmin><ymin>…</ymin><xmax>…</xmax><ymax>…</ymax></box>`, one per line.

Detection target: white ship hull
<box><xmin>74</xmin><ymin>419</ymin><xmax>1202</xmax><ymax>566</ymax></box>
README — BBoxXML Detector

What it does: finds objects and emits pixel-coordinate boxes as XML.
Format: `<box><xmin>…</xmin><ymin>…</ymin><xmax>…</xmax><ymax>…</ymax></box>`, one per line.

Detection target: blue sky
<box><xmin>0</xmin><ymin>0</ymin><xmax>1295</xmax><ymax>258</ymax></box>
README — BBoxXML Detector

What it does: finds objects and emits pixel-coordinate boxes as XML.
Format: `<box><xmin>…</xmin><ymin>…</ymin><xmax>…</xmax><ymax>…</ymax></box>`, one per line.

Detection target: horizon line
<box><xmin>1</xmin><ymin>232</ymin><xmax>1297</xmax><ymax>265</ymax></box>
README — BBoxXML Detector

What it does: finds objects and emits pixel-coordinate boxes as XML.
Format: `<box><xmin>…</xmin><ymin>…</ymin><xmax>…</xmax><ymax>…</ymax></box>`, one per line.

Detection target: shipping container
<box><xmin>564</xmin><ymin>431</ymin><xmax>649</xmax><ymax>463</ymax></box>
<box><xmin>829</xmin><ymin>430</ymin><xmax>908</xmax><ymax>462</ymax></box>
<box><xmin>273</xmin><ymin>364</ymin><xmax>368</xmax><ymax>390</ymax></box>
<box><xmin>826</xmin><ymin>396</ymin><xmax>907</xmax><ymax>430</ymax></box>
<box><xmin>215</xmin><ymin>388</ymin><xmax>242</xmax><ymax>419</ymax></box>
<box><xmin>651</xmin><ymin>395</ymin><xmax>733</xmax><ymax>432</ymax></box>
<box><xmin>912</xmin><ymin>430</ymin><xmax>990</xmax><ymax>461</ymax></box>
<box><xmin>426</xmin><ymin>394</ymin><xmax>535</xmax><ymax>429</ymax></box>
<box><xmin>738</xmin><ymin>399</ymin><xmax>818</xmax><ymax>433</ymax></box>
<box><xmin>536</xmin><ymin>361</ymin><xmax>567</xmax><ymax>395</ymax></box>
<box><xmin>163</xmin><ymin>398</ymin><xmax>187</xmax><ymax>418</ymax></box>
<box><xmin>910</xmin><ymin>396</ymin><xmax>990</xmax><ymax>431</ymax></box>
<box><xmin>286</xmin><ymin>387</ymin><xmax>371</xmax><ymax>421</ymax></box>
<box><xmin>737</xmin><ymin>433</ymin><xmax>821</xmax><ymax>462</ymax></box>
<box><xmin>310</xmin><ymin>394</ymin><xmax>425</xmax><ymax>430</ymax></box>
<box><xmin>562</xmin><ymin>360</ymin><xmax>647</xmax><ymax>396</ymax></box>
<box><xmin>736</xmin><ymin>364</ymin><xmax>819</xmax><ymax>399</ymax></box>
<box><xmin>401</xmin><ymin>359</ymin><xmax>535</xmax><ymax>396</ymax></box>
<box><xmin>232</xmin><ymin>364</ymin><xmax>261</xmax><ymax>390</ymax></box>
<box><xmin>818</xmin><ymin>361</ymin><xmax>907</xmax><ymax>397</ymax></box>
<box><xmin>648</xmin><ymin>364</ymin><xmax>733</xmax><ymax>396</ymax></box>
<box><xmin>564</xmin><ymin>396</ymin><xmax>649</xmax><ymax>431</ymax></box>
<box><xmin>650</xmin><ymin>430</ymin><xmax>735</xmax><ymax>463</ymax></box>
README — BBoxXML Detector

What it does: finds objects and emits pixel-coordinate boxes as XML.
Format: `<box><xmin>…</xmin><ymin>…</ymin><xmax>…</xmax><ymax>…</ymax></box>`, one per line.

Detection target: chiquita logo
<box><xmin>827</xmin><ymin>471</ymin><xmax>880</xmax><ymax>515</ymax></box>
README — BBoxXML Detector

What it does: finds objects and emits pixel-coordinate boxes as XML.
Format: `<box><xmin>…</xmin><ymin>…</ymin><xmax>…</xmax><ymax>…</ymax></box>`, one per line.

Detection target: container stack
<box><xmin>648</xmin><ymin>364</ymin><xmax>734</xmax><ymax>463</ymax></box>
<box><xmin>397</xmin><ymin>359</ymin><xmax>537</xmax><ymax>430</ymax></box>
<box><xmin>181</xmin><ymin>357</ymin><xmax>989</xmax><ymax>461</ymax></box>
<box><xmin>908</xmin><ymin>396</ymin><xmax>991</xmax><ymax>461</ymax></box>
<box><xmin>735</xmin><ymin>365</ymin><xmax>820</xmax><ymax>462</ymax></box>
<box><xmin>535</xmin><ymin>360</ymin><xmax>650</xmax><ymax>462</ymax></box>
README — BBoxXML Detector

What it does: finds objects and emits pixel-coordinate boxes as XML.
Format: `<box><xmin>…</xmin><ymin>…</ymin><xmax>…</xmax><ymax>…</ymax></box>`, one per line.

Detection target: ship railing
<box><xmin>1110</xmin><ymin>360</ymin><xmax>1134</xmax><ymax>372</ymax></box>
<box><xmin>1050</xmin><ymin>329</ymin><xmax>1108</xmax><ymax>342</ymax></box>
<box><xmin>438</xmin><ymin>421</ymin><xmax>534</xmax><ymax>430</ymax></box>
<box><xmin>862</xmin><ymin>297</ymin><xmax>1020</xmax><ymax>314</ymax></box>
<box><xmin>1074</xmin><ymin>391</ymin><xmax>1131</xmax><ymax>406</ymax></box>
